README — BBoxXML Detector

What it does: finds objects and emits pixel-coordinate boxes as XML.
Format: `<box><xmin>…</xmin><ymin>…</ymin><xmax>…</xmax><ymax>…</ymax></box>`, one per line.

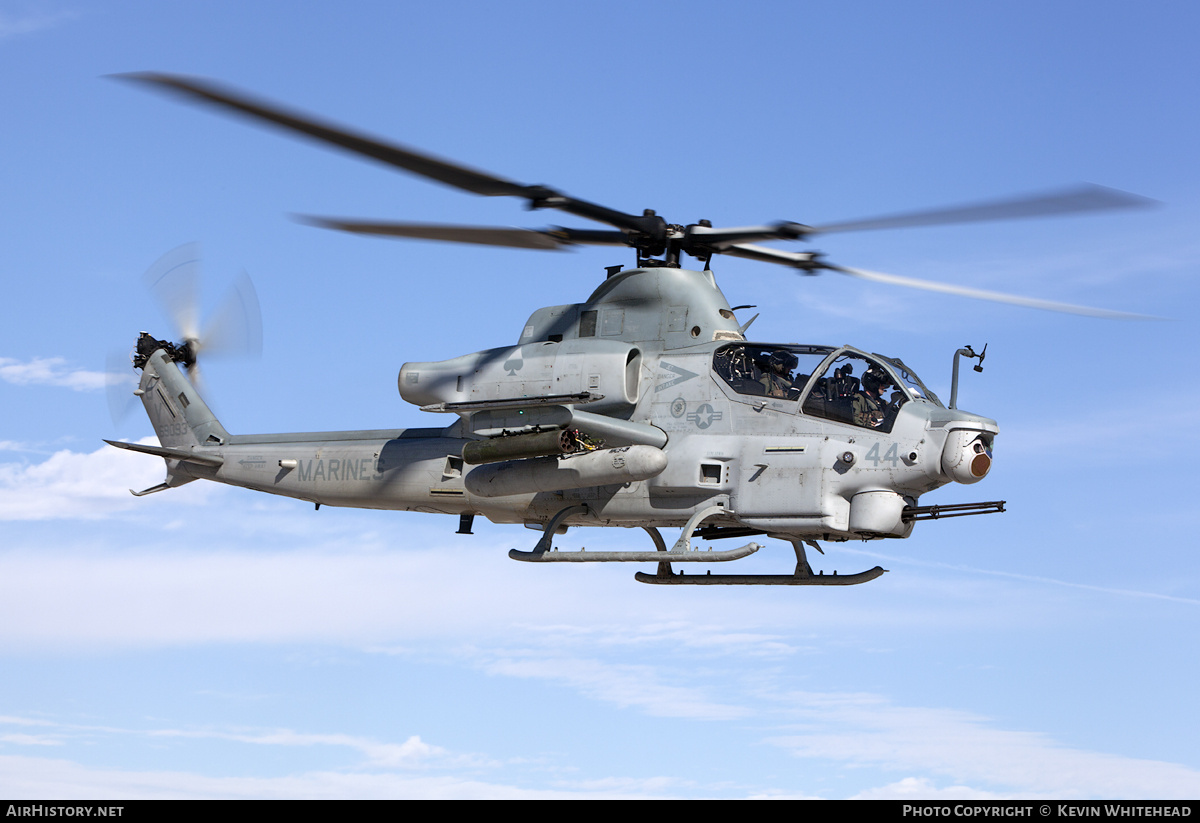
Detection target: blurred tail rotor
<box><xmin>143</xmin><ymin>244</ymin><xmax>262</xmax><ymax>382</ymax></box>
<box><xmin>106</xmin><ymin>349</ymin><xmax>140</xmax><ymax>428</ymax></box>
<box><xmin>108</xmin><ymin>244</ymin><xmax>262</xmax><ymax>428</ymax></box>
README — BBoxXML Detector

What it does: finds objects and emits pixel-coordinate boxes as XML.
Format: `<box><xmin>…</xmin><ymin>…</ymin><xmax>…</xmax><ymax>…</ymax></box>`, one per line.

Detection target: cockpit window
<box><xmin>874</xmin><ymin>354</ymin><xmax>943</xmax><ymax>407</ymax></box>
<box><xmin>713</xmin><ymin>344</ymin><xmax>831</xmax><ymax>401</ymax></box>
<box><xmin>802</xmin><ymin>352</ymin><xmax>908</xmax><ymax>432</ymax></box>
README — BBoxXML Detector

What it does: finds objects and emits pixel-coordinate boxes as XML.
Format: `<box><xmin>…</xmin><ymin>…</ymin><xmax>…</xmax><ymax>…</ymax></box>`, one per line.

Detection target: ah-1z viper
<box><xmin>107</xmin><ymin>73</ymin><xmax>1153</xmax><ymax>586</ymax></box>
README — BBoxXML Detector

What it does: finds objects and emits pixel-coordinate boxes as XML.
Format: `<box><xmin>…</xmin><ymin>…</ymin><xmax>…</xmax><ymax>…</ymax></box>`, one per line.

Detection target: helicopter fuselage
<box><xmin>124</xmin><ymin>267</ymin><xmax>998</xmax><ymax>546</ymax></box>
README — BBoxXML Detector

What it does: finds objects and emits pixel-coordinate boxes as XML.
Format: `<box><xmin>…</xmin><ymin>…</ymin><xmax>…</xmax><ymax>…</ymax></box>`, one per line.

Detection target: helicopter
<box><xmin>105</xmin><ymin>73</ymin><xmax>1154</xmax><ymax>586</ymax></box>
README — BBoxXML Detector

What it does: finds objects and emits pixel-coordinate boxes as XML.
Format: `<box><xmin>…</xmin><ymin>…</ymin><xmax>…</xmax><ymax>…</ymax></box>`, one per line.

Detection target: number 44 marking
<box><xmin>865</xmin><ymin>443</ymin><xmax>899</xmax><ymax>467</ymax></box>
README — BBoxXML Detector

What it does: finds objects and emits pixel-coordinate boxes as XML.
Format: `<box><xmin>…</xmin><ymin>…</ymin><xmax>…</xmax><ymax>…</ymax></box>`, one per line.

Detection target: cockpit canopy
<box><xmin>713</xmin><ymin>343</ymin><xmax>942</xmax><ymax>433</ymax></box>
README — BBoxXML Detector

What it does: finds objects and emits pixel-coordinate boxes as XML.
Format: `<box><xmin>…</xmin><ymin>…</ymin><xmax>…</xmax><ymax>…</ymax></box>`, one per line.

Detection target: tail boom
<box><xmin>114</xmin><ymin>341</ymin><xmax>480</xmax><ymax>513</ymax></box>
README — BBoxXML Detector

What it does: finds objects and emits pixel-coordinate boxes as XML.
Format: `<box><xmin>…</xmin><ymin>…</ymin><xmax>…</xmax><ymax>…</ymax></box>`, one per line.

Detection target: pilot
<box><xmin>852</xmin><ymin>369</ymin><xmax>893</xmax><ymax>428</ymax></box>
<box><xmin>759</xmin><ymin>350</ymin><xmax>799</xmax><ymax>398</ymax></box>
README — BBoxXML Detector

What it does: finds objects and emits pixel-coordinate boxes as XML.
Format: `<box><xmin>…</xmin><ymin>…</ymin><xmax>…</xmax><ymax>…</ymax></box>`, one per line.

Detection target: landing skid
<box><xmin>509</xmin><ymin>505</ymin><xmax>886</xmax><ymax>586</ymax></box>
<box><xmin>634</xmin><ymin>566</ymin><xmax>887</xmax><ymax>586</ymax></box>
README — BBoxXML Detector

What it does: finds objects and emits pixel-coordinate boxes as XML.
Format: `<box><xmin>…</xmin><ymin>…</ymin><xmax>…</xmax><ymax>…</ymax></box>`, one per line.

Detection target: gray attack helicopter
<box><xmin>106</xmin><ymin>73</ymin><xmax>1154</xmax><ymax>586</ymax></box>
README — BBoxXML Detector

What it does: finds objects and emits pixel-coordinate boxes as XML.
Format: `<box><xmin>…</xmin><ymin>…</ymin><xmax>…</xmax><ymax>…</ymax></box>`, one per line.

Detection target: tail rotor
<box><xmin>108</xmin><ymin>244</ymin><xmax>262</xmax><ymax>428</ymax></box>
<box><xmin>143</xmin><ymin>243</ymin><xmax>262</xmax><ymax>389</ymax></box>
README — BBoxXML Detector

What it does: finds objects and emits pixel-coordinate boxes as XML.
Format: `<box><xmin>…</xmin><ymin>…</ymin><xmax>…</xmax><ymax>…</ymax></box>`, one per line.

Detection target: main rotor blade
<box><xmin>721</xmin><ymin>243</ymin><xmax>820</xmax><ymax>268</ymax></box>
<box><xmin>825</xmin><ymin>263</ymin><xmax>1159</xmax><ymax>319</ymax></box>
<box><xmin>115</xmin><ymin>72</ymin><xmax>541</xmax><ymax>198</ymax></box>
<box><xmin>115</xmin><ymin>73</ymin><xmax>664</xmax><ymax>237</ymax></box>
<box><xmin>685</xmin><ymin>222</ymin><xmax>808</xmax><ymax>249</ymax></box>
<box><xmin>296</xmin><ymin>217</ymin><xmax>631</xmax><ymax>250</ymax></box>
<box><xmin>810</xmin><ymin>184</ymin><xmax>1157</xmax><ymax>235</ymax></box>
<box><xmin>723</xmin><ymin>244</ymin><xmax>1158</xmax><ymax>317</ymax></box>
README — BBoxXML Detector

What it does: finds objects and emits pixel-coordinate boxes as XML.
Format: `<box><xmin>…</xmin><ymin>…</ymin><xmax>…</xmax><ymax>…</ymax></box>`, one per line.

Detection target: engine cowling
<box><xmin>399</xmin><ymin>339</ymin><xmax>643</xmax><ymax>414</ymax></box>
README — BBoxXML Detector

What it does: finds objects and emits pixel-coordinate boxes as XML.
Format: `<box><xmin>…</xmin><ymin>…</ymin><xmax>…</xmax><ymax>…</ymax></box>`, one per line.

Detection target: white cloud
<box><xmin>147</xmin><ymin>728</ymin><xmax>448</xmax><ymax>769</ymax></box>
<box><xmin>480</xmin><ymin>652</ymin><xmax>750</xmax><ymax>721</ymax></box>
<box><xmin>850</xmin><ymin>777</ymin><xmax>1005</xmax><ymax>800</ymax></box>
<box><xmin>0</xmin><ymin>497</ymin><xmax>1194</xmax><ymax>799</ymax></box>
<box><xmin>0</xmin><ymin>734</ymin><xmax>61</xmax><ymax>747</ymax></box>
<box><xmin>0</xmin><ymin>714</ymin><xmax>670</xmax><ymax>798</ymax></box>
<box><xmin>0</xmin><ymin>713</ymin><xmax>449</xmax><ymax>769</ymax></box>
<box><xmin>0</xmin><ymin>6</ymin><xmax>77</xmax><ymax>40</ymax></box>
<box><xmin>0</xmin><ymin>440</ymin><xmax>195</xmax><ymax>520</ymax></box>
<box><xmin>0</xmin><ymin>356</ymin><xmax>107</xmax><ymax>391</ymax></box>
<box><xmin>848</xmin><ymin>547</ymin><xmax>1200</xmax><ymax>608</ymax></box>
<box><xmin>499</xmin><ymin>620</ymin><xmax>797</xmax><ymax>658</ymax></box>
<box><xmin>0</xmin><ymin>753</ymin><xmax>626</xmax><ymax>799</ymax></box>
<box><xmin>766</xmin><ymin>691</ymin><xmax>1200</xmax><ymax>799</ymax></box>
<box><xmin>0</xmin><ymin>523</ymin><xmax>901</xmax><ymax>650</ymax></box>
<box><xmin>0</xmin><ymin>537</ymin><xmax>1195</xmax><ymax>798</ymax></box>
<box><xmin>0</xmin><ymin>538</ymin><xmax>626</xmax><ymax>648</ymax></box>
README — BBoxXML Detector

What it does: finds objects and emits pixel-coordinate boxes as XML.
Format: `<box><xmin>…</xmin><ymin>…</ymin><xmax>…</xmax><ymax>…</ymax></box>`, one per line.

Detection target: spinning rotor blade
<box><xmin>724</xmin><ymin>244</ymin><xmax>1157</xmax><ymax>318</ymax></box>
<box><xmin>809</xmin><ymin>184</ymin><xmax>1156</xmax><ymax>236</ymax></box>
<box><xmin>115</xmin><ymin>73</ymin><xmax>664</xmax><ymax>237</ymax></box>
<box><xmin>200</xmin><ymin>271</ymin><xmax>263</xmax><ymax>359</ymax></box>
<box><xmin>826</xmin><ymin>263</ymin><xmax>1158</xmax><ymax>319</ymax></box>
<box><xmin>115</xmin><ymin>72</ymin><xmax>537</xmax><ymax>198</ymax></box>
<box><xmin>296</xmin><ymin>216</ymin><xmax>631</xmax><ymax>250</ymax></box>
<box><xmin>105</xmin><ymin>349</ymin><xmax>140</xmax><ymax>428</ymax></box>
<box><xmin>144</xmin><ymin>242</ymin><xmax>202</xmax><ymax>343</ymax></box>
<box><xmin>141</xmin><ymin>243</ymin><xmax>264</xmax><ymax>365</ymax></box>
<box><xmin>721</xmin><ymin>243</ymin><xmax>819</xmax><ymax>268</ymax></box>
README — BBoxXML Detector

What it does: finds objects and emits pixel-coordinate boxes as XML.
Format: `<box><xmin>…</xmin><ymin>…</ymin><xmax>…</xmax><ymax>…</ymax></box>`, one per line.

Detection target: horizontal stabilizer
<box><xmin>104</xmin><ymin>439</ymin><xmax>224</xmax><ymax>466</ymax></box>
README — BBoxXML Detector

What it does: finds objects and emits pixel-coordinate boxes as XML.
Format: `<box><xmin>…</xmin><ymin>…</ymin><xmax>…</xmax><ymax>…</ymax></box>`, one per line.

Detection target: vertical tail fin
<box><xmin>136</xmin><ymin>338</ymin><xmax>230</xmax><ymax>448</ymax></box>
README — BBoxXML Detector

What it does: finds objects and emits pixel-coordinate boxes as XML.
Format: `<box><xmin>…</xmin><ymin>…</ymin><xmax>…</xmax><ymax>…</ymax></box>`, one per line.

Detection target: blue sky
<box><xmin>2</xmin><ymin>0</ymin><xmax>1199</xmax><ymax>799</ymax></box>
